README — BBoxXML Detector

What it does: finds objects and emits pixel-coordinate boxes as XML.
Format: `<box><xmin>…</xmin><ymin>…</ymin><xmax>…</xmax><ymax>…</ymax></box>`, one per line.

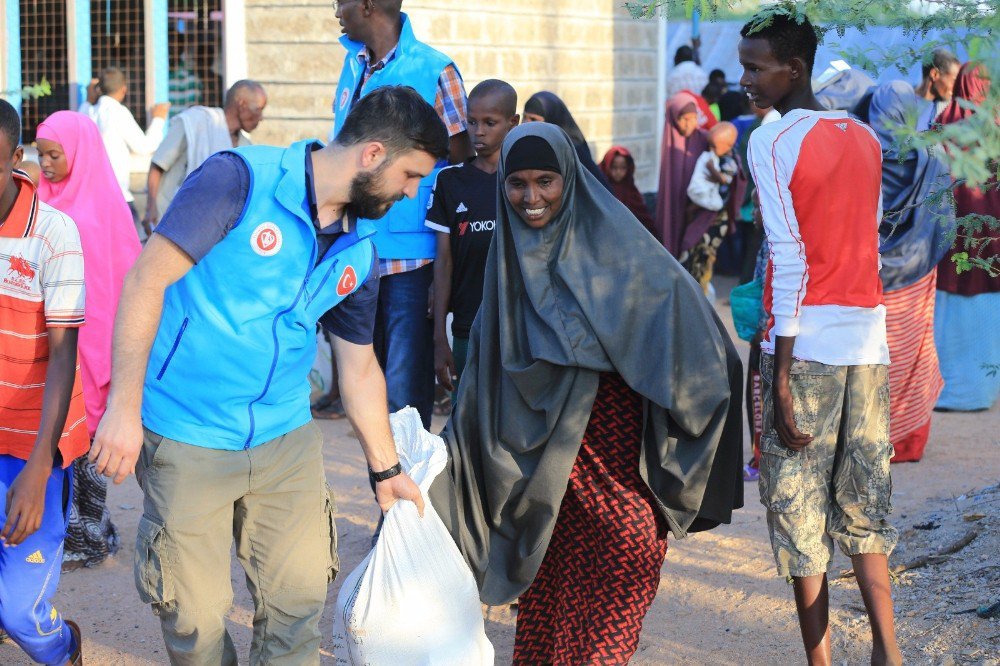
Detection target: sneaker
<box><xmin>743</xmin><ymin>464</ymin><xmax>759</xmax><ymax>482</ymax></box>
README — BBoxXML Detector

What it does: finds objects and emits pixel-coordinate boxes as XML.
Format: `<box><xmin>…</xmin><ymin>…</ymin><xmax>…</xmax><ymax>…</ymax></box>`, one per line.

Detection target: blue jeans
<box><xmin>0</xmin><ymin>455</ymin><xmax>76</xmax><ymax>665</ymax></box>
<box><xmin>373</xmin><ymin>264</ymin><xmax>435</xmax><ymax>428</ymax></box>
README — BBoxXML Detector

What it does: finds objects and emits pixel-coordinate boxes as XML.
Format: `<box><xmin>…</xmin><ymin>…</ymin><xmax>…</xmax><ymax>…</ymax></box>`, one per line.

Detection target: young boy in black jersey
<box><xmin>427</xmin><ymin>79</ymin><xmax>519</xmax><ymax>396</ymax></box>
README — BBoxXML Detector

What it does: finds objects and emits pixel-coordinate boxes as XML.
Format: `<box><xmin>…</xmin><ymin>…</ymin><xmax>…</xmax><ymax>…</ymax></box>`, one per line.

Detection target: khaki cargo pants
<box><xmin>134</xmin><ymin>421</ymin><xmax>339</xmax><ymax>665</ymax></box>
<box><xmin>759</xmin><ymin>354</ymin><xmax>898</xmax><ymax>578</ymax></box>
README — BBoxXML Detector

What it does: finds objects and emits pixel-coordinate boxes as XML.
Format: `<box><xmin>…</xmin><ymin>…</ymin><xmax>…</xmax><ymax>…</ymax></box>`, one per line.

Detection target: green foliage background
<box><xmin>629</xmin><ymin>0</ymin><xmax>998</xmax><ymax>277</ymax></box>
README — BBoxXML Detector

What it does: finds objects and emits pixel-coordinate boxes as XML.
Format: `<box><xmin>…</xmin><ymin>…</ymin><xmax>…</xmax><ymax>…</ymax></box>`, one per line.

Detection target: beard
<box><xmin>345</xmin><ymin>164</ymin><xmax>404</xmax><ymax>221</ymax></box>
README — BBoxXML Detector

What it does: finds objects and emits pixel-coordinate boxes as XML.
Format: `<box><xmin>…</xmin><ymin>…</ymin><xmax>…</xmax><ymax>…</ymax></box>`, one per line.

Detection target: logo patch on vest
<box><xmin>250</xmin><ymin>223</ymin><xmax>282</xmax><ymax>257</ymax></box>
<box><xmin>835</xmin><ymin>122</ymin><xmax>849</xmax><ymax>131</ymax></box>
<box><xmin>337</xmin><ymin>265</ymin><xmax>358</xmax><ymax>296</ymax></box>
<box><xmin>340</xmin><ymin>88</ymin><xmax>350</xmax><ymax>110</ymax></box>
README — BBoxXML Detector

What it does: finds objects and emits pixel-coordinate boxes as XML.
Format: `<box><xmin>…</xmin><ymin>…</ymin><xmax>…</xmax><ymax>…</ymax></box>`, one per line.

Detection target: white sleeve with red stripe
<box><xmin>748</xmin><ymin>124</ymin><xmax>807</xmax><ymax>337</ymax></box>
<box><xmin>39</xmin><ymin>206</ymin><xmax>86</xmax><ymax>328</ymax></box>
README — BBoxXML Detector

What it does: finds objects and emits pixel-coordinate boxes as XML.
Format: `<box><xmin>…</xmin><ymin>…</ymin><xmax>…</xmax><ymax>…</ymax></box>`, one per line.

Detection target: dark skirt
<box><xmin>513</xmin><ymin>373</ymin><xmax>669</xmax><ymax>665</ymax></box>
<box><xmin>64</xmin><ymin>458</ymin><xmax>120</xmax><ymax>567</ymax></box>
<box><xmin>679</xmin><ymin>214</ymin><xmax>730</xmax><ymax>293</ymax></box>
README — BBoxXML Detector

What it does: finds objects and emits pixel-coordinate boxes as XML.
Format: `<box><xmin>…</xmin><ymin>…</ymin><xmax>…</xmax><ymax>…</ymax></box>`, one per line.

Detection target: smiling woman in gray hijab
<box><xmin>429</xmin><ymin>122</ymin><xmax>744</xmax><ymax>663</ymax></box>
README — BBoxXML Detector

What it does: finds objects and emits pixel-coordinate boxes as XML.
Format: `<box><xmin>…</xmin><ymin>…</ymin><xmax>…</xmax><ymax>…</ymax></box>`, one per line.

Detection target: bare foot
<box><xmin>871</xmin><ymin>643</ymin><xmax>903</xmax><ymax>666</ymax></box>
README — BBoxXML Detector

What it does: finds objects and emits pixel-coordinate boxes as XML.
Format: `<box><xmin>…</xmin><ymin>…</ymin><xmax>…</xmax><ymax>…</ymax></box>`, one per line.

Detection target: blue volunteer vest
<box><xmin>332</xmin><ymin>13</ymin><xmax>456</xmax><ymax>260</ymax></box>
<box><xmin>142</xmin><ymin>140</ymin><xmax>376</xmax><ymax>450</ymax></box>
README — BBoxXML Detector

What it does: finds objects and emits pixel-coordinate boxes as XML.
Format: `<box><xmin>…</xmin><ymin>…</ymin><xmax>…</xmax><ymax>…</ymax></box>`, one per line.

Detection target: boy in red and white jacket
<box><xmin>739</xmin><ymin>10</ymin><xmax>901</xmax><ymax>666</ymax></box>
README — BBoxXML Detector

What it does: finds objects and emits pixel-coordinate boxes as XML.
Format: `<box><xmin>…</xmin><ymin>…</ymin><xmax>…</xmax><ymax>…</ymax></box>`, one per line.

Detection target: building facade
<box><xmin>2</xmin><ymin>0</ymin><xmax>665</xmax><ymax>190</ymax></box>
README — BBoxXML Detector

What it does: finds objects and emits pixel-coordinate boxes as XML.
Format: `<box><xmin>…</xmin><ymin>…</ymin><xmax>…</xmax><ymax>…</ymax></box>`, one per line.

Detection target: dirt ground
<box><xmin>3</xmin><ymin>282</ymin><xmax>998</xmax><ymax>665</ymax></box>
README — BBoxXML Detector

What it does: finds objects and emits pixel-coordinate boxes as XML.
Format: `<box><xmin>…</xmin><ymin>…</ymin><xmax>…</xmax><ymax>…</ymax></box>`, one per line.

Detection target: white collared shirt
<box><xmin>79</xmin><ymin>96</ymin><xmax>165</xmax><ymax>203</ymax></box>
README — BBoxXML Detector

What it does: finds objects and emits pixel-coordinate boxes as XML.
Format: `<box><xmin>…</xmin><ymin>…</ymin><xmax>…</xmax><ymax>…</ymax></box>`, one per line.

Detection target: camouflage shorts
<box><xmin>759</xmin><ymin>354</ymin><xmax>898</xmax><ymax>578</ymax></box>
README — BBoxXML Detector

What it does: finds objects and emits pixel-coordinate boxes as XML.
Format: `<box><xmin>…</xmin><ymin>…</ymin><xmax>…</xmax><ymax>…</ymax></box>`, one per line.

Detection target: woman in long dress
<box><xmin>430</xmin><ymin>123</ymin><xmax>744</xmax><ymax>664</ymax></box>
<box><xmin>864</xmin><ymin>81</ymin><xmax>955</xmax><ymax>462</ymax></box>
<box><xmin>934</xmin><ymin>63</ymin><xmax>1000</xmax><ymax>412</ymax></box>
<box><xmin>36</xmin><ymin>111</ymin><xmax>141</xmax><ymax>566</ymax></box>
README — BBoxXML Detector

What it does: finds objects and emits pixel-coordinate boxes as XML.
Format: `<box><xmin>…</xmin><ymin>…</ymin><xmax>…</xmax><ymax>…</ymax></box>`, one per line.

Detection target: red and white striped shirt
<box><xmin>748</xmin><ymin>108</ymin><xmax>890</xmax><ymax>366</ymax></box>
<box><xmin>0</xmin><ymin>171</ymin><xmax>89</xmax><ymax>465</ymax></box>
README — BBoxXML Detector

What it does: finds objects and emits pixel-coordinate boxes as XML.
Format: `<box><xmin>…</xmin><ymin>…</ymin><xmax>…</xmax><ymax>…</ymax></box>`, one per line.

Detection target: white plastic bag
<box><xmin>332</xmin><ymin>407</ymin><xmax>494</xmax><ymax>666</ymax></box>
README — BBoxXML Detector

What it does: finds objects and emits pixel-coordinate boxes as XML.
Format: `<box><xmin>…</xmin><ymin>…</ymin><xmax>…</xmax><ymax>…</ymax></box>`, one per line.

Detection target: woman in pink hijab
<box><xmin>654</xmin><ymin>92</ymin><xmax>710</xmax><ymax>255</ymax></box>
<box><xmin>37</xmin><ymin>110</ymin><xmax>141</xmax><ymax>568</ymax></box>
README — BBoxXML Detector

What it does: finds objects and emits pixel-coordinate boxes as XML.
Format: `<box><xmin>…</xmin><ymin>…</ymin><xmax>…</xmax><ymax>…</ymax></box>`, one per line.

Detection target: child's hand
<box><xmin>705</xmin><ymin>160</ymin><xmax>724</xmax><ymax>184</ymax></box>
<box><xmin>435</xmin><ymin>339</ymin><xmax>457</xmax><ymax>392</ymax></box>
<box><xmin>86</xmin><ymin>79</ymin><xmax>101</xmax><ymax>105</ymax></box>
<box><xmin>2</xmin><ymin>463</ymin><xmax>49</xmax><ymax>547</ymax></box>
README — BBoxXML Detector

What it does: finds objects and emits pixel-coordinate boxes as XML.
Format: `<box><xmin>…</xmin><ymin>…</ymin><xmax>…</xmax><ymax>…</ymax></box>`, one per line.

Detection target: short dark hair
<box><xmin>922</xmin><ymin>47</ymin><xmax>960</xmax><ymax>79</ymax></box>
<box><xmin>709</xmin><ymin>68</ymin><xmax>727</xmax><ymax>82</ymax></box>
<box><xmin>0</xmin><ymin>99</ymin><xmax>21</xmax><ymax>155</ymax></box>
<box><xmin>336</xmin><ymin>86</ymin><xmax>449</xmax><ymax>161</ymax></box>
<box><xmin>702</xmin><ymin>82</ymin><xmax>724</xmax><ymax>104</ymax></box>
<box><xmin>99</xmin><ymin>67</ymin><xmax>127</xmax><ymax>95</ymax></box>
<box><xmin>674</xmin><ymin>45</ymin><xmax>694</xmax><ymax>65</ymax></box>
<box><xmin>469</xmin><ymin>79</ymin><xmax>518</xmax><ymax>117</ymax></box>
<box><xmin>224</xmin><ymin>80</ymin><xmax>265</xmax><ymax>108</ymax></box>
<box><xmin>740</xmin><ymin>10</ymin><xmax>819</xmax><ymax>75</ymax></box>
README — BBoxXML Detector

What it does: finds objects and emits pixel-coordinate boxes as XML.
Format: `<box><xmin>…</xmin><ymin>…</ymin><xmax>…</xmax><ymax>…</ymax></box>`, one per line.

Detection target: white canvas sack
<box><xmin>332</xmin><ymin>407</ymin><xmax>494</xmax><ymax>665</ymax></box>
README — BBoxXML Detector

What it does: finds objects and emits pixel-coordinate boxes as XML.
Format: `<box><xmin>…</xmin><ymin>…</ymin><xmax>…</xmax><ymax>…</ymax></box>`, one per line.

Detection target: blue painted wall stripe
<box><xmin>73</xmin><ymin>0</ymin><xmax>92</xmax><ymax>108</ymax></box>
<box><xmin>152</xmin><ymin>0</ymin><xmax>168</xmax><ymax>101</ymax></box>
<box><xmin>5</xmin><ymin>0</ymin><xmax>22</xmax><ymax>113</ymax></box>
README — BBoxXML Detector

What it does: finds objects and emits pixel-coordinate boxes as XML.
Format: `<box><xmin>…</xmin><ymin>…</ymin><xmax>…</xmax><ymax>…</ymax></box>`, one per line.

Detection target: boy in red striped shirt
<box><xmin>0</xmin><ymin>99</ymin><xmax>85</xmax><ymax>665</ymax></box>
<box><xmin>739</xmin><ymin>11</ymin><xmax>901</xmax><ymax>665</ymax></box>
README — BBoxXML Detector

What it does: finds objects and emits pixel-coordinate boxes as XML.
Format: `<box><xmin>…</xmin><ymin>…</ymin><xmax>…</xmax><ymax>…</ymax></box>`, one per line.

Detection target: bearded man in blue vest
<box><xmin>329</xmin><ymin>0</ymin><xmax>475</xmax><ymax>428</ymax></box>
<box><xmin>88</xmin><ymin>86</ymin><xmax>446</xmax><ymax>665</ymax></box>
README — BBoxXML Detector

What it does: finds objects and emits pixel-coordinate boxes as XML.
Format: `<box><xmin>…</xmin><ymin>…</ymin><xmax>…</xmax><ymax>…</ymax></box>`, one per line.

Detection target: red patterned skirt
<box><xmin>513</xmin><ymin>373</ymin><xmax>669</xmax><ymax>665</ymax></box>
<box><xmin>885</xmin><ymin>271</ymin><xmax>944</xmax><ymax>462</ymax></box>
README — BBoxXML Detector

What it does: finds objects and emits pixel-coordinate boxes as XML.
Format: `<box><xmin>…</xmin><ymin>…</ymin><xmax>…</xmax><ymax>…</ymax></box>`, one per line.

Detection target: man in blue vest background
<box><xmin>331</xmin><ymin>0</ymin><xmax>474</xmax><ymax>427</ymax></box>
<box><xmin>88</xmin><ymin>86</ymin><xmax>448</xmax><ymax>665</ymax></box>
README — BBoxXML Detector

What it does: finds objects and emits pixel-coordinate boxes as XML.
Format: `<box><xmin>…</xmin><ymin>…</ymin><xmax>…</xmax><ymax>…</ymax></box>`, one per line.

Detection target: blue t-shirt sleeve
<box><xmin>154</xmin><ymin>152</ymin><xmax>251</xmax><ymax>263</ymax></box>
<box><xmin>320</xmin><ymin>249</ymin><xmax>380</xmax><ymax>346</ymax></box>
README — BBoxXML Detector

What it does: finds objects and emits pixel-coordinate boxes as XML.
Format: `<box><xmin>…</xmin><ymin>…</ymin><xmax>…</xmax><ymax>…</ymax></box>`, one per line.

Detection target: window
<box><xmin>90</xmin><ymin>0</ymin><xmax>147</xmax><ymax>123</ymax></box>
<box><xmin>19</xmin><ymin>0</ymin><xmax>70</xmax><ymax>143</ymax></box>
<box><xmin>168</xmin><ymin>0</ymin><xmax>225</xmax><ymax>116</ymax></box>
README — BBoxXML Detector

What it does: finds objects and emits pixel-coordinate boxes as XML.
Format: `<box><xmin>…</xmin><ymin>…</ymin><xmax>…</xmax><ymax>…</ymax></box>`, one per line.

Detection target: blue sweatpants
<box><xmin>0</xmin><ymin>455</ymin><xmax>76</xmax><ymax>665</ymax></box>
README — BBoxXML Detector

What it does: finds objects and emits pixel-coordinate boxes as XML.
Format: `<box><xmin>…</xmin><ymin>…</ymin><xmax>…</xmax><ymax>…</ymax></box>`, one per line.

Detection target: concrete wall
<box><xmin>244</xmin><ymin>1</ymin><xmax>662</xmax><ymax>191</ymax></box>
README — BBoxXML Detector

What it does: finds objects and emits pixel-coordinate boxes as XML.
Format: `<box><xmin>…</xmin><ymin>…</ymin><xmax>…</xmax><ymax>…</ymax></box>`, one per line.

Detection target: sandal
<box><xmin>65</xmin><ymin>619</ymin><xmax>83</xmax><ymax>665</ymax></box>
<box><xmin>311</xmin><ymin>394</ymin><xmax>334</xmax><ymax>412</ymax></box>
<box><xmin>433</xmin><ymin>394</ymin><xmax>452</xmax><ymax>416</ymax></box>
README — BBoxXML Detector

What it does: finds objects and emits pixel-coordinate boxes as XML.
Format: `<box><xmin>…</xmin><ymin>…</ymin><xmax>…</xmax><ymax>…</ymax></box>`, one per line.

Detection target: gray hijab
<box><xmin>429</xmin><ymin>123</ymin><xmax>744</xmax><ymax>605</ymax></box>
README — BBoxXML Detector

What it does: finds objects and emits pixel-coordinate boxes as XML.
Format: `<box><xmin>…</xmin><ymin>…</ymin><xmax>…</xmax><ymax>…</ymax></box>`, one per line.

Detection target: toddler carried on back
<box><xmin>687</xmin><ymin>121</ymin><xmax>739</xmax><ymax>212</ymax></box>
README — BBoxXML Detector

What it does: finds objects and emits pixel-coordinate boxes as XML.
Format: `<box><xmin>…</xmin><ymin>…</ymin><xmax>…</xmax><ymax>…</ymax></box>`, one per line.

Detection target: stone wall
<box><xmin>245</xmin><ymin>1</ymin><xmax>662</xmax><ymax>191</ymax></box>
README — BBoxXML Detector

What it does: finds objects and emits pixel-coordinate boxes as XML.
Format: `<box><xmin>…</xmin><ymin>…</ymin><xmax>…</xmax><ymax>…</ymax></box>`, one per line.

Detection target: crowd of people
<box><xmin>0</xmin><ymin>1</ymin><xmax>996</xmax><ymax>665</ymax></box>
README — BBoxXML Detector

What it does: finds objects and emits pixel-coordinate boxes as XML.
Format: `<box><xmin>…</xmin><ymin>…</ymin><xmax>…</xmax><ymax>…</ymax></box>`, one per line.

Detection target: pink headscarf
<box><xmin>37</xmin><ymin>111</ymin><xmax>141</xmax><ymax>437</ymax></box>
<box><xmin>654</xmin><ymin>92</ymin><xmax>710</xmax><ymax>255</ymax></box>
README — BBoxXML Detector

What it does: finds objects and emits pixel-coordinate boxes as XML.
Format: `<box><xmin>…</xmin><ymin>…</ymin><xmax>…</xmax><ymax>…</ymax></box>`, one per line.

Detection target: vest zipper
<box><xmin>243</xmin><ymin>282</ymin><xmax>308</xmax><ymax>449</ymax></box>
<box><xmin>306</xmin><ymin>259</ymin><xmax>339</xmax><ymax>304</ymax></box>
<box><xmin>155</xmin><ymin>318</ymin><xmax>189</xmax><ymax>381</ymax></box>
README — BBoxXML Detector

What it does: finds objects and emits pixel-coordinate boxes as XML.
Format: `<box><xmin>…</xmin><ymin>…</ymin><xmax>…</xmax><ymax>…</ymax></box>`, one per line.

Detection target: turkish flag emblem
<box><xmin>337</xmin><ymin>266</ymin><xmax>358</xmax><ymax>296</ymax></box>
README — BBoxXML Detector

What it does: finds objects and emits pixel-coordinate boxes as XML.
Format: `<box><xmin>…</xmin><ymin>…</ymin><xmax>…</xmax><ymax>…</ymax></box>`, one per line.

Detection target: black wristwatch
<box><xmin>369</xmin><ymin>462</ymin><xmax>403</xmax><ymax>483</ymax></box>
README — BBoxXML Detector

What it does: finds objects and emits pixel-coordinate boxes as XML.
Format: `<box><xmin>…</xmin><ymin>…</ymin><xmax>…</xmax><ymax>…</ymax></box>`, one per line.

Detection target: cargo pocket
<box><xmin>836</xmin><ymin>441</ymin><xmax>894</xmax><ymax>520</ymax></box>
<box><xmin>134</xmin><ymin>516</ymin><xmax>175</xmax><ymax>615</ymax></box>
<box><xmin>758</xmin><ymin>434</ymin><xmax>804</xmax><ymax>514</ymax></box>
<box><xmin>787</xmin><ymin>361</ymin><xmax>839</xmax><ymax>437</ymax></box>
<box><xmin>136</xmin><ymin>430</ymin><xmax>168</xmax><ymax>489</ymax></box>
<box><xmin>324</xmin><ymin>485</ymin><xmax>341</xmax><ymax>584</ymax></box>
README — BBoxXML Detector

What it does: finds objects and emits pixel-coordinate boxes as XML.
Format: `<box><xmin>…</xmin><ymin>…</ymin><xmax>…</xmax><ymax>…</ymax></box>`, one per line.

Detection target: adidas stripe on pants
<box><xmin>0</xmin><ymin>454</ymin><xmax>76</xmax><ymax>665</ymax></box>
